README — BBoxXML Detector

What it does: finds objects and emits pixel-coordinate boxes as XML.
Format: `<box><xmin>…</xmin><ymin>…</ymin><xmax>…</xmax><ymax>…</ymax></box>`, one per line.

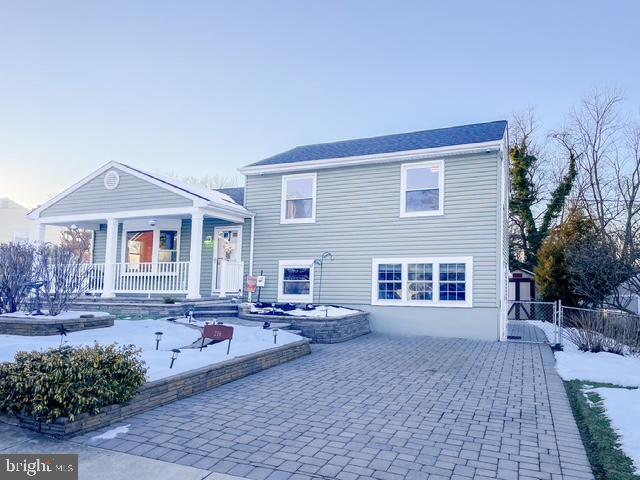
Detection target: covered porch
<box><xmin>28</xmin><ymin>162</ymin><xmax>254</xmax><ymax>300</ymax></box>
<box><xmin>37</xmin><ymin>209</ymin><xmax>251</xmax><ymax>299</ymax></box>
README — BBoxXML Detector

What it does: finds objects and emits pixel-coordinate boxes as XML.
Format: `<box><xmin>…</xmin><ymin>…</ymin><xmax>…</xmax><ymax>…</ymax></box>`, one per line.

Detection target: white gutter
<box><xmin>239</xmin><ymin>140</ymin><xmax>502</xmax><ymax>175</ymax></box>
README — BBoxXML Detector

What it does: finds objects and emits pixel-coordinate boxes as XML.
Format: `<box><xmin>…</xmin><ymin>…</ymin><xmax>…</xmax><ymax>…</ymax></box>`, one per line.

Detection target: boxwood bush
<box><xmin>0</xmin><ymin>344</ymin><xmax>147</xmax><ymax>422</ymax></box>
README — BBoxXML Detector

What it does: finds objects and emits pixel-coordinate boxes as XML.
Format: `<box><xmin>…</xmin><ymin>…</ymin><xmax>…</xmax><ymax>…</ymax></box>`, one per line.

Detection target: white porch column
<box><xmin>101</xmin><ymin>217</ymin><xmax>118</xmax><ymax>298</ymax></box>
<box><xmin>35</xmin><ymin>222</ymin><xmax>46</xmax><ymax>244</ymax></box>
<box><xmin>187</xmin><ymin>211</ymin><xmax>204</xmax><ymax>300</ymax></box>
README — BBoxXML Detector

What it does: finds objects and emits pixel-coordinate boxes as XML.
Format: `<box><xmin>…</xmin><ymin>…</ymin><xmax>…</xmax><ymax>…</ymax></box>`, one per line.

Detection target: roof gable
<box><xmin>245</xmin><ymin>120</ymin><xmax>507</xmax><ymax>169</ymax></box>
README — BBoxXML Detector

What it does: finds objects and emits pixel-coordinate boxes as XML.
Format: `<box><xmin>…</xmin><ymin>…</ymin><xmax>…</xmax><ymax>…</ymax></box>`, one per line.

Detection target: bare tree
<box><xmin>163</xmin><ymin>171</ymin><xmax>241</xmax><ymax>190</ymax></box>
<box><xmin>60</xmin><ymin>227</ymin><xmax>93</xmax><ymax>263</ymax></box>
<box><xmin>558</xmin><ymin>89</ymin><xmax>640</xmax><ymax>308</ymax></box>
<box><xmin>0</xmin><ymin>243</ymin><xmax>36</xmax><ymax>313</ymax></box>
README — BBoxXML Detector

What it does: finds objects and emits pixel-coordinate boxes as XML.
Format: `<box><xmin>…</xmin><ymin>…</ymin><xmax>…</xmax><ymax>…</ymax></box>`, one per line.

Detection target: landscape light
<box><xmin>272</xmin><ymin>328</ymin><xmax>279</xmax><ymax>344</ymax></box>
<box><xmin>170</xmin><ymin>349</ymin><xmax>181</xmax><ymax>369</ymax></box>
<box><xmin>154</xmin><ymin>331</ymin><xmax>163</xmax><ymax>350</ymax></box>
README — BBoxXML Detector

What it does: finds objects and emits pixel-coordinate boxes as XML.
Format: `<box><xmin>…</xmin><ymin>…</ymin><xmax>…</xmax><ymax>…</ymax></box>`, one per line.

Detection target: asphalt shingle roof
<box><xmin>215</xmin><ymin>187</ymin><xmax>245</xmax><ymax>206</ymax></box>
<box><xmin>247</xmin><ymin>120</ymin><xmax>507</xmax><ymax>168</ymax></box>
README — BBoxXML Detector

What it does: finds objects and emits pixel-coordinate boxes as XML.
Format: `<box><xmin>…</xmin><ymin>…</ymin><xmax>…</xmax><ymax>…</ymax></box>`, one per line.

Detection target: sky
<box><xmin>1</xmin><ymin>1</ymin><xmax>639</xmax><ymax>208</ymax></box>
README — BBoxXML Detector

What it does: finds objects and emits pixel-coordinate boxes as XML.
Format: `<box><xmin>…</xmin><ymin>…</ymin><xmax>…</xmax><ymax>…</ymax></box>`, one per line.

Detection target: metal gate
<box><xmin>506</xmin><ymin>300</ymin><xmax>562</xmax><ymax>346</ymax></box>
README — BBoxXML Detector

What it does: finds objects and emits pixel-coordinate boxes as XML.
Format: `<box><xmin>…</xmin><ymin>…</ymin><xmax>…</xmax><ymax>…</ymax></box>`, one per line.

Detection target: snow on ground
<box><xmin>249</xmin><ymin>304</ymin><xmax>359</xmax><ymax>318</ymax></box>
<box><xmin>528</xmin><ymin>320</ymin><xmax>640</xmax><ymax>387</ymax></box>
<box><xmin>0</xmin><ymin>319</ymin><xmax>301</xmax><ymax>381</ymax></box>
<box><xmin>0</xmin><ymin>310</ymin><xmax>111</xmax><ymax>320</ymax></box>
<box><xmin>91</xmin><ymin>424</ymin><xmax>130</xmax><ymax>440</ymax></box>
<box><xmin>592</xmin><ymin>387</ymin><xmax>640</xmax><ymax>474</ymax></box>
<box><xmin>534</xmin><ymin>319</ymin><xmax>640</xmax><ymax>471</ymax></box>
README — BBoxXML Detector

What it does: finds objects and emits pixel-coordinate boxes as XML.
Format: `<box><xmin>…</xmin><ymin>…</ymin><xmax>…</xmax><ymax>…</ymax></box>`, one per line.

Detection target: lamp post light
<box><xmin>170</xmin><ymin>349</ymin><xmax>181</xmax><ymax>369</ymax></box>
<box><xmin>272</xmin><ymin>328</ymin><xmax>279</xmax><ymax>344</ymax></box>
<box><xmin>154</xmin><ymin>331</ymin><xmax>163</xmax><ymax>350</ymax></box>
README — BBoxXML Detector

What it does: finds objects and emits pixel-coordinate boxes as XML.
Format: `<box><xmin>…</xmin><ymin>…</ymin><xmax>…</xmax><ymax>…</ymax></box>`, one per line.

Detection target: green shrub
<box><xmin>0</xmin><ymin>344</ymin><xmax>147</xmax><ymax>422</ymax></box>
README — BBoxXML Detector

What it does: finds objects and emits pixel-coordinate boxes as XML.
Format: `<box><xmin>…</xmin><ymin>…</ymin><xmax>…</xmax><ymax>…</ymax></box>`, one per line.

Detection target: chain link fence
<box><xmin>507</xmin><ymin>300</ymin><xmax>561</xmax><ymax>345</ymax></box>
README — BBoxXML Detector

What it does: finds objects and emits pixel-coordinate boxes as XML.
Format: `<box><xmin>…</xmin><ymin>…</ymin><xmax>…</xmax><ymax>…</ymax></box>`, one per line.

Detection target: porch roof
<box><xmin>28</xmin><ymin>161</ymin><xmax>253</xmax><ymax>224</ymax></box>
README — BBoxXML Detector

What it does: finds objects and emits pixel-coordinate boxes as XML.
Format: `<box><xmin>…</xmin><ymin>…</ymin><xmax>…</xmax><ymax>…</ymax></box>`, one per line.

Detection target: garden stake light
<box><xmin>154</xmin><ymin>331</ymin><xmax>163</xmax><ymax>350</ymax></box>
<box><xmin>272</xmin><ymin>328</ymin><xmax>279</xmax><ymax>344</ymax></box>
<box><xmin>170</xmin><ymin>349</ymin><xmax>181</xmax><ymax>369</ymax></box>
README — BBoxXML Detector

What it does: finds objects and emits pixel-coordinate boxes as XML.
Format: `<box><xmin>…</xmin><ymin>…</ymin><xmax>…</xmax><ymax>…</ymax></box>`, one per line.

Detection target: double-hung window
<box><xmin>372</xmin><ymin>257</ymin><xmax>472</xmax><ymax>307</ymax></box>
<box><xmin>400</xmin><ymin>160</ymin><xmax>444</xmax><ymax>217</ymax></box>
<box><xmin>278</xmin><ymin>260</ymin><xmax>314</xmax><ymax>302</ymax></box>
<box><xmin>281</xmin><ymin>173</ymin><xmax>317</xmax><ymax>223</ymax></box>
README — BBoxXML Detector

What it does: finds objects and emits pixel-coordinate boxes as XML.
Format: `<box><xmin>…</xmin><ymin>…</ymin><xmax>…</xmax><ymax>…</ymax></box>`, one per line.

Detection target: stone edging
<box><xmin>238</xmin><ymin>311</ymin><xmax>371</xmax><ymax>344</ymax></box>
<box><xmin>0</xmin><ymin>314</ymin><xmax>115</xmax><ymax>336</ymax></box>
<box><xmin>0</xmin><ymin>338</ymin><xmax>311</xmax><ymax>438</ymax></box>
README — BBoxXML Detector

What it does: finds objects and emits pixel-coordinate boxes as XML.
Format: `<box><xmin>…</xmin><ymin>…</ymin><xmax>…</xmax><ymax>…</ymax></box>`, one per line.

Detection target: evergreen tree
<box><xmin>509</xmin><ymin>128</ymin><xmax>577</xmax><ymax>271</ymax></box>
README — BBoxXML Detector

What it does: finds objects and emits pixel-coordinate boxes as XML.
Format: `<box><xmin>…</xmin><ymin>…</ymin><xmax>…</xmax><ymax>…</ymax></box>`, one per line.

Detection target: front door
<box><xmin>212</xmin><ymin>226</ymin><xmax>242</xmax><ymax>293</ymax></box>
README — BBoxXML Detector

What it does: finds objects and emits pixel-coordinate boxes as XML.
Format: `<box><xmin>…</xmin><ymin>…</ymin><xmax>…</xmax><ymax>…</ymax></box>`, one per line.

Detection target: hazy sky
<box><xmin>1</xmin><ymin>1</ymin><xmax>638</xmax><ymax>208</ymax></box>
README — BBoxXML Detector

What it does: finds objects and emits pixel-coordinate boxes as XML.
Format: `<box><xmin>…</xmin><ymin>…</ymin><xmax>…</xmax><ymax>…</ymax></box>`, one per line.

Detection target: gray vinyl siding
<box><xmin>92</xmin><ymin>225</ymin><xmax>107</xmax><ymax>263</ymax></box>
<box><xmin>242</xmin><ymin>152</ymin><xmax>501</xmax><ymax>308</ymax></box>
<box><xmin>40</xmin><ymin>168</ymin><xmax>191</xmax><ymax>218</ymax></box>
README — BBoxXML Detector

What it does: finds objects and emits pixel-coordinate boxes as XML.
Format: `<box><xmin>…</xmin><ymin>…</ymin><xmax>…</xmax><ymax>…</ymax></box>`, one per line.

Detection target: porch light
<box><xmin>155</xmin><ymin>331</ymin><xmax>163</xmax><ymax>350</ymax></box>
<box><xmin>272</xmin><ymin>328</ymin><xmax>279</xmax><ymax>344</ymax></box>
<box><xmin>149</xmin><ymin>219</ymin><xmax>157</xmax><ymax>227</ymax></box>
<box><xmin>170</xmin><ymin>349</ymin><xmax>181</xmax><ymax>368</ymax></box>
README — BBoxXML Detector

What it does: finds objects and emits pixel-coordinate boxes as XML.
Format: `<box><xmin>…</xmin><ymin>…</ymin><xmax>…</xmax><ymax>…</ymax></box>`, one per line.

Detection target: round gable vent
<box><xmin>104</xmin><ymin>170</ymin><xmax>120</xmax><ymax>190</ymax></box>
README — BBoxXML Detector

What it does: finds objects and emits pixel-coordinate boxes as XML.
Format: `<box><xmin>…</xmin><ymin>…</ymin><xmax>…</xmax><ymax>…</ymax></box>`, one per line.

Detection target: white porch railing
<box><xmin>71</xmin><ymin>260</ymin><xmax>243</xmax><ymax>297</ymax></box>
<box><xmin>113</xmin><ymin>261</ymin><xmax>190</xmax><ymax>293</ymax></box>
<box><xmin>218</xmin><ymin>261</ymin><xmax>244</xmax><ymax>298</ymax></box>
<box><xmin>84</xmin><ymin>263</ymin><xmax>105</xmax><ymax>293</ymax></box>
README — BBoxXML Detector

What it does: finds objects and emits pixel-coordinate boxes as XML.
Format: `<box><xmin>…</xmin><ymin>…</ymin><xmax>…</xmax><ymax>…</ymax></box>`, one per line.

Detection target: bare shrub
<box><xmin>35</xmin><ymin>244</ymin><xmax>92</xmax><ymax>316</ymax></box>
<box><xmin>564</xmin><ymin>309</ymin><xmax>640</xmax><ymax>355</ymax></box>
<box><xmin>0</xmin><ymin>242</ymin><xmax>36</xmax><ymax>314</ymax></box>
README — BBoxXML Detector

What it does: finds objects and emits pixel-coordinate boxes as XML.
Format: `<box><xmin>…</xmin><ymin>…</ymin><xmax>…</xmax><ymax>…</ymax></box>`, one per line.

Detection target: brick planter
<box><xmin>0</xmin><ymin>314</ymin><xmax>115</xmax><ymax>336</ymax></box>
<box><xmin>0</xmin><ymin>338</ymin><xmax>311</xmax><ymax>438</ymax></box>
<box><xmin>238</xmin><ymin>308</ymin><xmax>371</xmax><ymax>343</ymax></box>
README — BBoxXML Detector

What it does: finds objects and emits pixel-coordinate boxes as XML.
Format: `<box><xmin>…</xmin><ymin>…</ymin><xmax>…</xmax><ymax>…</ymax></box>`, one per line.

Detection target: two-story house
<box><xmin>27</xmin><ymin>120</ymin><xmax>509</xmax><ymax>341</ymax></box>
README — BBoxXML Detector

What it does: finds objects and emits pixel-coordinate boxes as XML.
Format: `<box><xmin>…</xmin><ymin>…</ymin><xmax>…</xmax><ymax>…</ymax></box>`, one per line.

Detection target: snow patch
<box><xmin>0</xmin><ymin>319</ymin><xmax>302</xmax><ymax>381</ymax></box>
<box><xmin>0</xmin><ymin>310</ymin><xmax>111</xmax><ymax>320</ymax></box>
<box><xmin>594</xmin><ymin>387</ymin><xmax>640</xmax><ymax>474</ymax></box>
<box><xmin>91</xmin><ymin>424</ymin><xmax>130</xmax><ymax>440</ymax></box>
<box><xmin>249</xmin><ymin>303</ymin><xmax>359</xmax><ymax>318</ymax></box>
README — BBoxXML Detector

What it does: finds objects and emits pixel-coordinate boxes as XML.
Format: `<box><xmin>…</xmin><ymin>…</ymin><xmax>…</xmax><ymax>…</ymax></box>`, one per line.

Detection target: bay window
<box><xmin>372</xmin><ymin>257</ymin><xmax>472</xmax><ymax>307</ymax></box>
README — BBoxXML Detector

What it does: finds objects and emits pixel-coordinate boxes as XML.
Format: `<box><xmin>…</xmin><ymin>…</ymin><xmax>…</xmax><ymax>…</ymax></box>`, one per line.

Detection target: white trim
<box><xmin>186</xmin><ymin>211</ymin><xmax>204</xmax><ymax>300</ymax></box>
<box><xmin>36</xmin><ymin>206</ymin><xmax>248</xmax><ymax>225</ymax></box>
<box><xmin>29</xmin><ymin>160</ymin><xmax>253</xmax><ymax>220</ymax></box>
<box><xmin>211</xmin><ymin>225</ymin><xmax>243</xmax><ymax>294</ymax></box>
<box><xmin>239</xmin><ymin>140</ymin><xmax>502</xmax><ymax>175</ymax></box>
<box><xmin>248</xmin><ymin>216</ymin><xmax>255</xmax><ymax>302</ymax></box>
<box><xmin>280</xmin><ymin>172</ymin><xmax>317</xmax><ymax>224</ymax></box>
<box><xmin>277</xmin><ymin>259</ymin><xmax>315</xmax><ymax>303</ymax></box>
<box><xmin>371</xmin><ymin>256</ymin><xmax>473</xmax><ymax>308</ymax></box>
<box><xmin>400</xmin><ymin>160</ymin><xmax>444</xmax><ymax>217</ymax></box>
<box><xmin>120</xmin><ymin>219</ymin><xmax>182</xmax><ymax>264</ymax></box>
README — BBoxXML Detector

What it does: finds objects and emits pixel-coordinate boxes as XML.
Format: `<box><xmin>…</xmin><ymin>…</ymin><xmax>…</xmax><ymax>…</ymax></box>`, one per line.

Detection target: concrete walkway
<box><xmin>2</xmin><ymin>333</ymin><xmax>593</xmax><ymax>479</ymax></box>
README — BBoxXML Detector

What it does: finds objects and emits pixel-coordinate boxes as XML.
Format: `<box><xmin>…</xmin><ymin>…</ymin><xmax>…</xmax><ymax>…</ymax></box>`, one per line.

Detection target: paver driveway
<box><xmin>75</xmin><ymin>334</ymin><xmax>593</xmax><ymax>479</ymax></box>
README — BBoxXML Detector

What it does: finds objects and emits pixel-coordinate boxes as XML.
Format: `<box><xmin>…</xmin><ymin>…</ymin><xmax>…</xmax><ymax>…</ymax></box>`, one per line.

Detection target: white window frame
<box><xmin>371</xmin><ymin>256</ymin><xmax>472</xmax><ymax>308</ymax></box>
<box><xmin>120</xmin><ymin>219</ymin><xmax>182</xmax><ymax>264</ymax></box>
<box><xmin>400</xmin><ymin>160</ymin><xmax>444</xmax><ymax>217</ymax></box>
<box><xmin>277</xmin><ymin>259</ymin><xmax>315</xmax><ymax>303</ymax></box>
<box><xmin>280</xmin><ymin>173</ymin><xmax>317</xmax><ymax>224</ymax></box>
